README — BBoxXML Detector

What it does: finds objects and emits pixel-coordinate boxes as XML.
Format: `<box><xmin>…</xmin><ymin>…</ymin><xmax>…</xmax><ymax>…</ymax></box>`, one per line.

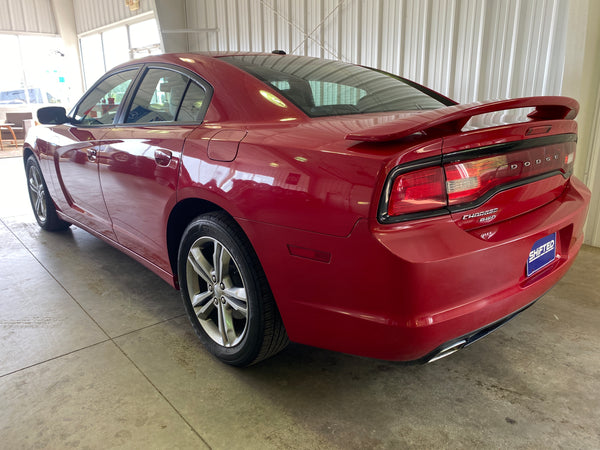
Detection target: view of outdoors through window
<box><xmin>80</xmin><ymin>18</ymin><xmax>162</xmax><ymax>89</ymax></box>
<box><xmin>0</xmin><ymin>34</ymin><xmax>72</xmax><ymax>108</ymax></box>
<box><xmin>0</xmin><ymin>17</ymin><xmax>161</xmax><ymax>133</ymax></box>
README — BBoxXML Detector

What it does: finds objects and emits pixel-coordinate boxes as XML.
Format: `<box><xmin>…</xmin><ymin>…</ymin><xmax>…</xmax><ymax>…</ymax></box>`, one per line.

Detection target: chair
<box><xmin>4</xmin><ymin>112</ymin><xmax>33</xmax><ymax>139</ymax></box>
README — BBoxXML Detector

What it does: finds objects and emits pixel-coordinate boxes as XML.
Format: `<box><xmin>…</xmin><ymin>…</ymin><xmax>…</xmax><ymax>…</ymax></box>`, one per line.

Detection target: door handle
<box><xmin>87</xmin><ymin>149</ymin><xmax>97</xmax><ymax>162</ymax></box>
<box><xmin>154</xmin><ymin>149</ymin><xmax>172</xmax><ymax>166</ymax></box>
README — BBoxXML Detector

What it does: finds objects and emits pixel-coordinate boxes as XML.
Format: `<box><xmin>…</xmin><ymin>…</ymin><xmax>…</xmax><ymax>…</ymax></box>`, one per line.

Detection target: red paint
<box><xmin>25</xmin><ymin>53</ymin><xmax>591</xmax><ymax>362</ymax></box>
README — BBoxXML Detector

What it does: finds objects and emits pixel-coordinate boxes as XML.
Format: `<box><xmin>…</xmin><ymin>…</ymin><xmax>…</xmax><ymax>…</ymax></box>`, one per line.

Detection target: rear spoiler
<box><xmin>345</xmin><ymin>96</ymin><xmax>579</xmax><ymax>142</ymax></box>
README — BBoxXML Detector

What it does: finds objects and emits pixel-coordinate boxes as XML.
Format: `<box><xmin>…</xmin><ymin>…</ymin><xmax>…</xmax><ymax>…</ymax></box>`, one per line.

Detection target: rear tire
<box><xmin>178</xmin><ymin>211</ymin><xmax>288</xmax><ymax>366</ymax></box>
<box><xmin>25</xmin><ymin>156</ymin><xmax>71</xmax><ymax>231</ymax></box>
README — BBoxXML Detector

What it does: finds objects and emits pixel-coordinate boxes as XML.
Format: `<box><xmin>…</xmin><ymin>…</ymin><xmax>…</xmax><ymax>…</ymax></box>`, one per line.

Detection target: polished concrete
<box><xmin>1</xmin><ymin>155</ymin><xmax>599</xmax><ymax>449</ymax></box>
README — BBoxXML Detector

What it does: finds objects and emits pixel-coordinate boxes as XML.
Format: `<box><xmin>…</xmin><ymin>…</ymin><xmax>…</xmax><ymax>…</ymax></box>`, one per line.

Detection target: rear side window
<box><xmin>177</xmin><ymin>82</ymin><xmax>207</xmax><ymax>122</ymax></box>
<box><xmin>126</xmin><ymin>68</ymin><xmax>188</xmax><ymax>123</ymax></box>
<box><xmin>221</xmin><ymin>55</ymin><xmax>450</xmax><ymax>117</ymax></box>
<box><xmin>125</xmin><ymin>67</ymin><xmax>207</xmax><ymax>124</ymax></box>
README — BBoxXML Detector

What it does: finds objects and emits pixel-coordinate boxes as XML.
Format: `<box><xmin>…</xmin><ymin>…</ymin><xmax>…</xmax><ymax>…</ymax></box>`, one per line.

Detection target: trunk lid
<box><xmin>441</xmin><ymin>124</ymin><xmax>576</xmax><ymax>230</ymax></box>
<box><xmin>350</xmin><ymin>97</ymin><xmax>579</xmax><ymax>228</ymax></box>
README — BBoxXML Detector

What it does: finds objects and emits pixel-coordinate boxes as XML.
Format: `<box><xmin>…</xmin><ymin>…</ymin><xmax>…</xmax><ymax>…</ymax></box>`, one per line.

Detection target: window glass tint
<box><xmin>126</xmin><ymin>68</ymin><xmax>189</xmax><ymax>123</ymax></box>
<box><xmin>74</xmin><ymin>69</ymin><xmax>137</xmax><ymax>126</ymax></box>
<box><xmin>176</xmin><ymin>82</ymin><xmax>206</xmax><ymax>122</ymax></box>
<box><xmin>270</xmin><ymin>80</ymin><xmax>289</xmax><ymax>90</ymax></box>
<box><xmin>222</xmin><ymin>55</ymin><xmax>448</xmax><ymax>117</ymax></box>
<box><xmin>309</xmin><ymin>81</ymin><xmax>366</xmax><ymax>107</ymax></box>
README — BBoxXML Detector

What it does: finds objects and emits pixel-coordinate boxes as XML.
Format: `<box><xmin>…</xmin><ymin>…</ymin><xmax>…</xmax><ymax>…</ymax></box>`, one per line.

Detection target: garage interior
<box><xmin>1</xmin><ymin>0</ymin><xmax>599</xmax><ymax>448</ymax></box>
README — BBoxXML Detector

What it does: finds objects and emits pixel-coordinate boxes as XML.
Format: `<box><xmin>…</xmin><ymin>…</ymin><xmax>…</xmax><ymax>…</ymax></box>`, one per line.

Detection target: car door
<box><xmin>51</xmin><ymin>68</ymin><xmax>139</xmax><ymax>239</ymax></box>
<box><xmin>98</xmin><ymin>65</ymin><xmax>211</xmax><ymax>271</ymax></box>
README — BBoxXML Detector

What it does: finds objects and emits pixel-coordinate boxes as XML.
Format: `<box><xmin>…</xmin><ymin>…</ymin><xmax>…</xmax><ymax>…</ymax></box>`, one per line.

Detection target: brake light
<box><xmin>384</xmin><ymin>139</ymin><xmax>575</xmax><ymax>222</ymax></box>
<box><xmin>445</xmin><ymin>144</ymin><xmax>574</xmax><ymax>205</ymax></box>
<box><xmin>388</xmin><ymin>166</ymin><xmax>446</xmax><ymax>216</ymax></box>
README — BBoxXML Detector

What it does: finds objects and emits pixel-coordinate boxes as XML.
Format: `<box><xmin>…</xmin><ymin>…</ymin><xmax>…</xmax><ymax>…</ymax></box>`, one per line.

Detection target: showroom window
<box><xmin>79</xmin><ymin>18</ymin><xmax>162</xmax><ymax>89</ymax></box>
<box><xmin>0</xmin><ymin>34</ymin><xmax>70</xmax><ymax>106</ymax></box>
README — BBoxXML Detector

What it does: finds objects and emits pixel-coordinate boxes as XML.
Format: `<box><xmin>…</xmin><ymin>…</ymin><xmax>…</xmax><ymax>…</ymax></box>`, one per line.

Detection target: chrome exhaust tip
<box><xmin>426</xmin><ymin>339</ymin><xmax>467</xmax><ymax>363</ymax></box>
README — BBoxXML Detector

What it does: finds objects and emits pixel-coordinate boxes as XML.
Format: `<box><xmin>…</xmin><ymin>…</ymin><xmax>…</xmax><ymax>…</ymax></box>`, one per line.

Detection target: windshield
<box><xmin>221</xmin><ymin>55</ymin><xmax>450</xmax><ymax>117</ymax></box>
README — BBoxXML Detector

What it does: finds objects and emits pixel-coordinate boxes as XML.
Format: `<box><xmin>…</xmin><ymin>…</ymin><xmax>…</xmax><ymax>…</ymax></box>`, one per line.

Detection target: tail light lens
<box><xmin>445</xmin><ymin>143</ymin><xmax>575</xmax><ymax>205</ymax></box>
<box><xmin>382</xmin><ymin>137</ymin><xmax>575</xmax><ymax>223</ymax></box>
<box><xmin>388</xmin><ymin>166</ymin><xmax>446</xmax><ymax>216</ymax></box>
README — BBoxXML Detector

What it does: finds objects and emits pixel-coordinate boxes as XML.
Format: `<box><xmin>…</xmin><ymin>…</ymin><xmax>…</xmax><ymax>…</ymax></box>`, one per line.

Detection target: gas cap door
<box><xmin>207</xmin><ymin>129</ymin><xmax>247</xmax><ymax>162</ymax></box>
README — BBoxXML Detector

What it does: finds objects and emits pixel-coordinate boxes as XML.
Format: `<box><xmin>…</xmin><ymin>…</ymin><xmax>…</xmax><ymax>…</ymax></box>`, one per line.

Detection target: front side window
<box><xmin>73</xmin><ymin>69</ymin><xmax>138</xmax><ymax>126</ymax></box>
<box><xmin>222</xmin><ymin>55</ymin><xmax>451</xmax><ymax>117</ymax></box>
<box><xmin>125</xmin><ymin>68</ymin><xmax>206</xmax><ymax>124</ymax></box>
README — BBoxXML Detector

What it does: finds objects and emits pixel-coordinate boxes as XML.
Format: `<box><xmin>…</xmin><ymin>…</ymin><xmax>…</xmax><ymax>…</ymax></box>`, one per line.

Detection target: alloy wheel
<box><xmin>185</xmin><ymin>236</ymin><xmax>249</xmax><ymax>347</ymax></box>
<box><xmin>28</xmin><ymin>164</ymin><xmax>47</xmax><ymax>222</ymax></box>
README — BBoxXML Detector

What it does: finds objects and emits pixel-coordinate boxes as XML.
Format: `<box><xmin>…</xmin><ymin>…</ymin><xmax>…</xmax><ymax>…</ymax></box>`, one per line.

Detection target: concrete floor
<box><xmin>0</xmin><ymin>155</ymin><xmax>599</xmax><ymax>449</ymax></box>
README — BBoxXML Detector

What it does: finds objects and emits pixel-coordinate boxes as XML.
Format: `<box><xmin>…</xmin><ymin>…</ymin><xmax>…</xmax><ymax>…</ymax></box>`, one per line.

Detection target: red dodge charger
<box><xmin>25</xmin><ymin>53</ymin><xmax>591</xmax><ymax>366</ymax></box>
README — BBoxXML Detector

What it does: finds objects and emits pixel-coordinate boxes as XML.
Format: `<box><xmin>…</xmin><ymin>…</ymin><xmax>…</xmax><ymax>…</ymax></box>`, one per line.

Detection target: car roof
<box><xmin>111</xmin><ymin>51</ymin><xmax>319</xmax><ymax>70</ymax></box>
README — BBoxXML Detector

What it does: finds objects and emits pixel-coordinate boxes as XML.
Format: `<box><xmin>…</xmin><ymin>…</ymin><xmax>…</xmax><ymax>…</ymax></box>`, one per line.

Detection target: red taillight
<box><xmin>388</xmin><ymin>166</ymin><xmax>446</xmax><ymax>216</ymax></box>
<box><xmin>444</xmin><ymin>143</ymin><xmax>575</xmax><ymax>205</ymax></box>
<box><xmin>384</xmin><ymin>139</ymin><xmax>575</xmax><ymax>221</ymax></box>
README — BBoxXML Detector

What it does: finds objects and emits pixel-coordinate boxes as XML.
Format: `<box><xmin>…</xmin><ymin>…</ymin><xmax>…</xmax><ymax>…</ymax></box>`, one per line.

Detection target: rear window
<box><xmin>221</xmin><ymin>55</ymin><xmax>450</xmax><ymax>117</ymax></box>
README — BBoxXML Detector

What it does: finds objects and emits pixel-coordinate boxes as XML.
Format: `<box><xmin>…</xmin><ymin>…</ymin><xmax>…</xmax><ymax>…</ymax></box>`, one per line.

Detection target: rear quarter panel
<box><xmin>178</xmin><ymin>123</ymin><xmax>393</xmax><ymax>237</ymax></box>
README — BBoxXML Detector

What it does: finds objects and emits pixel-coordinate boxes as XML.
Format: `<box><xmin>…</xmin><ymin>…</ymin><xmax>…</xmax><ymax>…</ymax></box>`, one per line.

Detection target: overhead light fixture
<box><xmin>125</xmin><ymin>0</ymin><xmax>140</xmax><ymax>11</ymax></box>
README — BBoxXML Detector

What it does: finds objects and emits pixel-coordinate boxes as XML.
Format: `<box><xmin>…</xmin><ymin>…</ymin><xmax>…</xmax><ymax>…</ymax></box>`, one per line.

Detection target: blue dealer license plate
<box><xmin>527</xmin><ymin>233</ymin><xmax>556</xmax><ymax>277</ymax></box>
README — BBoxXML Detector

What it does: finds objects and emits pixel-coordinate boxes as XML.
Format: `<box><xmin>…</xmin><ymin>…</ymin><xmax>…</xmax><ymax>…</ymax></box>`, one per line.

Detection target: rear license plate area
<box><xmin>527</xmin><ymin>232</ymin><xmax>557</xmax><ymax>276</ymax></box>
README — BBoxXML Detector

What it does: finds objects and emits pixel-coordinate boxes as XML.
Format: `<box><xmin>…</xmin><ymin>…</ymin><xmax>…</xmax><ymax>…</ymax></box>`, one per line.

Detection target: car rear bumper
<box><xmin>240</xmin><ymin>176</ymin><xmax>591</xmax><ymax>362</ymax></box>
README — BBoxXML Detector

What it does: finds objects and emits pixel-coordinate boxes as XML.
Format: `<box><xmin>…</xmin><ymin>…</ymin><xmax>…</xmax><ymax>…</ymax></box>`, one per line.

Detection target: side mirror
<box><xmin>37</xmin><ymin>106</ymin><xmax>69</xmax><ymax>124</ymax></box>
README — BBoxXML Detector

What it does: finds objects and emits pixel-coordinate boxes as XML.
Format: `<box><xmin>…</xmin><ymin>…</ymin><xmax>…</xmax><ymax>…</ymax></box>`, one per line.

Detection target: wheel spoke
<box><xmin>223</xmin><ymin>287</ymin><xmax>248</xmax><ymax>317</ymax></box>
<box><xmin>40</xmin><ymin>196</ymin><xmax>47</xmax><ymax>217</ymax></box>
<box><xmin>188</xmin><ymin>246</ymin><xmax>213</xmax><ymax>283</ymax></box>
<box><xmin>216</xmin><ymin>302</ymin><xmax>228</xmax><ymax>344</ymax></box>
<box><xmin>35</xmin><ymin>195</ymin><xmax>43</xmax><ymax>215</ymax></box>
<box><xmin>213</xmin><ymin>242</ymin><xmax>230</xmax><ymax>282</ymax></box>
<box><xmin>220</xmin><ymin>302</ymin><xmax>238</xmax><ymax>345</ymax></box>
<box><xmin>193</xmin><ymin>292</ymin><xmax>215</xmax><ymax>320</ymax></box>
<box><xmin>213</xmin><ymin>242</ymin><xmax>221</xmax><ymax>281</ymax></box>
<box><xmin>191</xmin><ymin>290</ymin><xmax>213</xmax><ymax>308</ymax></box>
<box><xmin>29</xmin><ymin>177</ymin><xmax>39</xmax><ymax>201</ymax></box>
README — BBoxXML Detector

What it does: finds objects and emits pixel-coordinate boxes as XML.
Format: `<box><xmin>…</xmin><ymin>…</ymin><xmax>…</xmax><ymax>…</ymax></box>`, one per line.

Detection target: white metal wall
<box><xmin>0</xmin><ymin>0</ymin><xmax>57</xmax><ymax>34</ymax></box>
<box><xmin>185</xmin><ymin>0</ymin><xmax>569</xmax><ymax>103</ymax></box>
<box><xmin>73</xmin><ymin>0</ymin><xmax>154</xmax><ymax>34</ymax></box>
<box><xmin>583</xmin><ymin>87</ymin><xmax>600</xmax><ymax>246</ymax></box>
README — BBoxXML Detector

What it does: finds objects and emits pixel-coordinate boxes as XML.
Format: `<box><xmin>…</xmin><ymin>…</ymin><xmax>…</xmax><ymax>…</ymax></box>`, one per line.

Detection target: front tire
<box><xmin>25</xmin><ymin>156</ymin><xmax>70</xmax><ymax>231</ymax></box>
<box><xmin>178</xmin><ymin>212</ymin><xmax>288</xmax><ymax>366</ymax></box>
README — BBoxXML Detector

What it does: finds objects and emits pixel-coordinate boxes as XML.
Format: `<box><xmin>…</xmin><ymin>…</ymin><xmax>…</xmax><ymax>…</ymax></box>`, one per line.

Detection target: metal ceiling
<box><xmin>0</xmin><ymin>0</ymin><xmax>58</xmax><ymax>35</ymax></box>
<box><xmin>73</xmin><ymin>0</ymin><xmax>154</xmax><ymax>34</ymax></box>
